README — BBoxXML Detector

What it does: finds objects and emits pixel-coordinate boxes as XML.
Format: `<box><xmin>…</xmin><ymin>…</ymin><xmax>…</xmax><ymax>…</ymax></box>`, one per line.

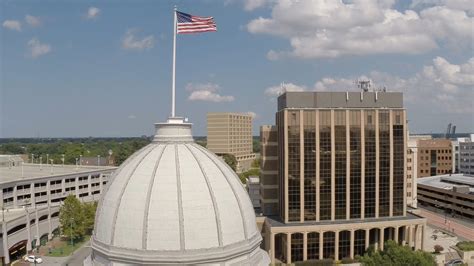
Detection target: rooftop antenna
<box><xmin>357</xmin><ymin>79</ymin><xmax>371</xmax><ymax>92</ymax></box>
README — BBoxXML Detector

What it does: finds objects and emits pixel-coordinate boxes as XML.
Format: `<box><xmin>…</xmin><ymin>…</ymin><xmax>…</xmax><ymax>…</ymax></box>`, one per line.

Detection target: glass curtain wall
<box><xmin>335</xmin><ymin>111</ymin><xmax>347</xmax><ymax>219</ymax></box>
<box><xmin>350</xmin><ymin>111</ymin><xmax>362</xmax><ymax>219</ymax></box>
<box><xmin>393</xmin><ymin>111</ymin><xmax>404</xmax><ymax>216</ymax></box>
<box><xmin>364</xmin><ymin>111</ymin><xmax>376</xmax><ymax>218</ymax></box>
<box><xmin>319</xmin><ymin>111</ymin><xmax>332</xmax><ymax>220</ymax></box>
<box><xmin>307</xmin><ymin>232</ymin><xmax>320</xmax><ymax>260</ymax></box>
<box><xmin>288</xmin><ymin>111</ymin><xmax>301</xmax><ymax>221</ymax></box>
<box><xmin>304</xmin><ymin>111</ymin><xmax>317</xmax><ymax>221</ymax></box>
<box><xmin>379</xmin><ymin>110</ymin><xmax>390</xmax><ymax>217</ymax></box>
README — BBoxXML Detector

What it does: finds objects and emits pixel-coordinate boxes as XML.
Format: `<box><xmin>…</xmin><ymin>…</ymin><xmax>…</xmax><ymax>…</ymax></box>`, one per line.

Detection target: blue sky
<box><xmin>1</xmin><ymin>0</ymin><xmax>473</xmax><ymax>137</ymax></box>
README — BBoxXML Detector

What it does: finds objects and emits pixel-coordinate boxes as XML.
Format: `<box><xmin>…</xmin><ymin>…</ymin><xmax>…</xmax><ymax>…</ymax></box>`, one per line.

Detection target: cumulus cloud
<box><xmin>268</xmin><ymin>57</ymin><xmax>473</xmax><ymax>115</ymax></box>
<box><xmin>187</xmin><ymin>83</ymin><xmax>235</xmax><ymax>102</ymax></box>
<box><xmin>121</xmin><ymin>29</ymin><xmax>155</xmax><ymax>51</ymax></box>
<box><xmin>27</xmin><ymin>38</ymin><xmax>51</xmax><ymax>58</ymax></box>
<box><xmin>3</xmin><ymin>20</ymin><xmax>21</xmax><ymax>31</ymax></box>
<box><xmin>25</xmin><ymin>15</ymin><xmax>41</xmax><ymax>27</ymax></box>
<box><xmin>86</xmin><ymin>7</ymin><xmax>101</xmax><ymax>20</ymax></box>
<box><xmin>246</xmin><ymin>111</ymin><xmax>258</xmax><ymax>119</ymax></box>
<box><xmin>264</xmin><ymin>82</ymin><xmax>306</xmax><ymax>97</ymax></box>
<box><xmin>247</xmin><ymin>0</ymin><xmax>473</xmax><ymax>59</ymax></box>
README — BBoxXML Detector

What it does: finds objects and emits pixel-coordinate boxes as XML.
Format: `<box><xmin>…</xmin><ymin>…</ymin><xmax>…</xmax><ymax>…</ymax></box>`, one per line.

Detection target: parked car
<box><xmin>445</xmin><ymin>259</ymin><xmax>463</xmax><ymax>266</ymax></box>
<box><xmin>24</xmin><ymin>255</ymin><xmax>43</xmax><ymax>264</ymax></box>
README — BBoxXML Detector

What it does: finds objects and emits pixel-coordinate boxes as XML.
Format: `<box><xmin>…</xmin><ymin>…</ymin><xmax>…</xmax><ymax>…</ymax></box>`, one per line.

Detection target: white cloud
<box><xmin>121</xmin><ymin>29</ymin><xmax>155</xmax><ymax>51</ymax></box>
<box><xmin>246</xmin><ymin>111</ymin><xmax>258</xmax><ymax>119</ymax></box>
<box><xmin>3</xmin><ymin>20</ymin><xmax>21</xmax><ymax>31</ymax></box>
<box><xmin>244</xmin><ymin>0</ymin><xmax>270</xmax><ymax>11</ymax></box>
<box><xmin>187</xmin><ymin>82</ymin><xmax>235</xmax><ymax>102</ymax></box>
<box><xmin>264</xmin><ymin>82</ymin><xmax>306</xmax><ymax>97</ymax></box>
<box><xmin>247</xmin><ymin>0</ymin><xmax>473</xmax><ymax>59</ymax></box>
<box><xmin>273</xmin><ymin>57</ymin><xmax>473</xmax><ymax>115</ymax></box>
<box><xmin>27</xmin><ymin>38</ymin><xmax>51</xmax><ymax>58</ymax></box>
<box><xmin>25</xmin><ymin>15</ymin><xmax>41</xmax><ymax>27</ymax></box>
<box><xmin>86</xmin><ymin>7</ymin><xmax>101</xmax><ymax>20</ymax></box>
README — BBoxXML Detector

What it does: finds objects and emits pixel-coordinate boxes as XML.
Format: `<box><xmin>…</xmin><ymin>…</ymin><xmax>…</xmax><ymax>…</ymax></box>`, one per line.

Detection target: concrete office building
<box><xmin>90</xmin><ymin>117</ymin><xmax>270</xmax><ymax>265</ymax></box>
<box><xmin>0</xmin><ymin>163</ymin><xmax>116</xmax><ymax>264</ymax></box>
<box><xmin>261</xmin><ymin>91</ymin><xmax>426</xmax><ymax>264</ymax></box>
<box><xmin>260</xmin><ymin>125</ymin><xmax>279</xmax><ymax>216</ymax></box>
<box><xmin>417</xmin><ymin>174</ymin><xmax>474</xmax><ymax>221</ymax></box>
<box><xmin>459</xmin><ymin>135</ymin><xmax>474</xmax><ymax>175</ymax></box>
<box><xmin>207</xmin><ymin>112</ymin><xmax>256</xmax><ymax>172</ymax></box>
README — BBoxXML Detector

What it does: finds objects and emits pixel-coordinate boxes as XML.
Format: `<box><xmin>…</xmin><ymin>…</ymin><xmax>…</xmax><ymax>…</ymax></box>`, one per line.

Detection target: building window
<box><xmin>319</xmin><ymin>111</ymin><xmax>332</xmax><ymax>220</ymax></box>
<box><xmin>350</xmin><ymin>111</ymin><xmax>361</xmax><ymax>219</ymax></box>
<box><xmin>339</xmin><ymin>231</ymin><xmax>351</xmax><ymax>260</ymax></box>
<box><xmin>288</xmin><ymin>111</ymin><xmax>301</xmax><ymax>222</ymax></box>
<box><xmin>304</xmin><ymin>111</ymin><xmax>317</xmax><ymax>221</ymax></box>
<box><xmin>335</xmin><ymin>111</ymin><xmax>346</xmax><ymax>220</ymax></box>
<box><xmin>291</xmin><ymin>233</ymin><xmax>304</xmax><ymax>263</ymax></box>
<box><xmin>365</xmin><ymin>110</ymin><xmax>376</xmax><ymax>218</ymax></box>
<box><xmin>323</xmin><ymin>231</ymin><xmax>336</xmax><ymax>259</ymax></box>
<box><xmin>307</xmin><ymin>232</ymin><xmax>320</xmax><ymax>260</ymax></box>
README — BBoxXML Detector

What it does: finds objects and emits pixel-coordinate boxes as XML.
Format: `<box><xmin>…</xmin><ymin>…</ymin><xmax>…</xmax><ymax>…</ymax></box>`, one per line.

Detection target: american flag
<box><xmin>176</xmin><ymin>11</ymin><xmax>217</xmax><ymax>34</ymax></box>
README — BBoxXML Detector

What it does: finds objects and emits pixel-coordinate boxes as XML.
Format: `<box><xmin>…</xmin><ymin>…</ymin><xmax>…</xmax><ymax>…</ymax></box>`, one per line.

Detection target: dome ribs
<box><xmin>184</xmin><ymin>144</ymin><xmax>223</xmax><ymax>247</ymax></box>
<box><xmin>142</xmin><ymin>144</ymin><xmax>167</xmax><ymax>250</ymax></box>
<box><xmin>110</xmin><ymin>145</ymin><xmax>159</xmax><ymax>245</ymax></box>
<box><xmin>174</xmin><ymin>144</ymin><xmax>186</xmax><ymax>251</ymax></box>
<box><xmin>191</xmin><ymin>143</ymin><xmax>248</xmax><ymax>240</ymax></box>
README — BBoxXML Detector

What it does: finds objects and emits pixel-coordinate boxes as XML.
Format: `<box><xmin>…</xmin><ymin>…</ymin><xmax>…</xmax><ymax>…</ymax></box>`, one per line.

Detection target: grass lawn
<box><xmin>46</xmin><ymin>236</ymin><xmax>90</xmax><ymax>257</ymax></box>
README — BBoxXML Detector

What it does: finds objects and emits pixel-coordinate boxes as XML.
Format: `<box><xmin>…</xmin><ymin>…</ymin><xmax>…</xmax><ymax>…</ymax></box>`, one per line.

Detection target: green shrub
<box><xmin>457</xmin><ymin>241</ymin><xmax>474</xmax><ymax>251</ymax></box>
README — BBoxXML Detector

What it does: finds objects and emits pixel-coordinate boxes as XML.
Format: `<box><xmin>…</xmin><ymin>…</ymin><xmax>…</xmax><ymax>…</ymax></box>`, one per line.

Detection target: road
<box><xmin>418</xmin><ymin>208</ymin><xmax>474</xmax><ymax>241</ymax></box>
<box><xmin>62</xmin><ymin>240</ymin><xmax>91</xmax><ymax>266</ymax></box>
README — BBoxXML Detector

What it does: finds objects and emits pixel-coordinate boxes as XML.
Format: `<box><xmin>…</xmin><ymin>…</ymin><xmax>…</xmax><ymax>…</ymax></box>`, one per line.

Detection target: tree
<box><xmin>222</xmin><ymin>154</ymin><xmax>237</xmax><ymax>172</ymax></box>
<box><xmin>251</xmin><ymin>158</ymin><xmax>260</xmax><ymax>168</ymax></box>
<box><xmin>434</xmin><ymin>244</ymin><xmax>444</xmax><ymax>253</ymax></box>
<box><xmin>358</xmin><ymin>240</ymin><xmax>436</xmax><ymax>266</ymax></box>
<box><xmin>59</xmin><ymin>195</ymin><xmax>85</xmax><ymax>242</ymax></box>
<box><xmin>82</xmin><ymin>202</ymin><xmax>97</xmax><ymax>235</ymax></box>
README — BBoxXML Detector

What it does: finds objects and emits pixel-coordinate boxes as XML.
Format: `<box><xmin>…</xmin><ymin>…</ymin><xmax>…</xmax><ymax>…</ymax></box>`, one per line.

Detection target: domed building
<box><xmin>89</xmin><ymin>117</ymin><xmax>270</xmax><ymax>265</ymax></box>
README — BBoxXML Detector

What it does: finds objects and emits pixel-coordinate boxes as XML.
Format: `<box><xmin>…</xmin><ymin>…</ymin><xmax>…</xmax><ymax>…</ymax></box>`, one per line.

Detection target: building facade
<box><xmin>261</xmin><ymin>91</ymin><xmax>426</xmax><ymax>264</ymax></box>
<box><xmin>459</xmin><ymin>135</ymin><xmax>474</xmax><ymax>175</ymax></box>
<box><xmin>406</xmin><ymin>135</ymin><xmax>432</xmax><ymax>208</ymax></box>
<box><xmin>0</xmin><ymin>163</ymin><xmax>116</xmax><ymax>264</ymax></box>
<box><xmin>247</xmin><ymin>176</ymin><xmax>261</xmax><ymax>211</ymax></box>
<box><xmin>260</xmin><ymin>125</ymin><xmax>279</xmax><ymax>216</ymax></box>
<box><xmin>207</xmin><ymin>112</ymin><xmax>256</xmax><ymax>172</ymax></box>
<box><xmin>416</xmin><ymin>139</ymin><xmax>453</xmax><ymax>178</ymax></box>
<box><xmin>417</xmin><ymin>174</ymin><xmax>474</xmax><ymax>221</ymax></box>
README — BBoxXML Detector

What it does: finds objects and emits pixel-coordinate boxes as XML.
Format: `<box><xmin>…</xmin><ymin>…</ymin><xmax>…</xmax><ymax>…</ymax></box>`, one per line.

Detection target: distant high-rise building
<box><xmin>261</xmin><ymin>91</ymin><xmax>426</xmax><ymax>264</ymax></box>
<box><xmin>207</xmin><ymin>112</ymin><xmax>256</xmax><ymax>172</ymax></box>
<box><xmin>260</xmin><ymin>125</ymin><xmax>279</xmax><ymax>216</ymax></box>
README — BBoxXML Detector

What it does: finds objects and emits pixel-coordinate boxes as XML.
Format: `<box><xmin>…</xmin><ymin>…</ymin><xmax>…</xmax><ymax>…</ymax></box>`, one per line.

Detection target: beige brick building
<box><xmin>260</xmin><ymin>91</ymin><xmax>426</xmax><ymax>264</ymax></box>
<box><xmin>207</xmin><ymin>112</ymin><xmax>256</xmax><ymax>172</ymax></box>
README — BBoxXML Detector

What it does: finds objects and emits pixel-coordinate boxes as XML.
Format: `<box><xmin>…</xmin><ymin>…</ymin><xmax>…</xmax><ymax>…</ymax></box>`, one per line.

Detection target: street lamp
<box><xmin>61</xmin><ymin>154</ymin><xmax>65</xmax><ymax>167</ymax></box>
<box><xmin>79</xmin><ymin>155</ymin><xmax>83</xmax><ymax>166</ymax></box>
<box><xmin>39</xmin><ymin>156</ymin><xmax>43</xmax><ymax>170</ymax></box>
<box><xmin>97</xmin><ymin>155</ymin><xmax>101</xmax><ymax>166</ymax></box>
<box><xmin>75</xmin><ymin>158</ymin><xmax>79</xmax><ymax>170</ymax></box>
<box><xmin>50</xmin><ymin>159</ymin><xmax>54</xmax><ymax>174</ymax></box>
<box><xmin>31</xmin><ymin>153</ymin><xmax>34</xmax><ymax>164</ymax></box>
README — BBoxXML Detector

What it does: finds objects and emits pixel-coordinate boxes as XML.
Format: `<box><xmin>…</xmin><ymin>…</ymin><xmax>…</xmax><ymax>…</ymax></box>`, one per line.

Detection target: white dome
<box><xmin>91</xmin><ymin>118</ymin><xmax>269</xmax><ymax>265</ymax></box>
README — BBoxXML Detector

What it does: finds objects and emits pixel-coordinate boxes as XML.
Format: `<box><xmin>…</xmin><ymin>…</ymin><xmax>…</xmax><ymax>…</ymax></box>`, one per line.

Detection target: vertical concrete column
<box><xmin>330</xmin><ymin>110</ymin><xmax>335</xmax><ymax>221</ymax></box>
<box><xmin>374</xmin><ymin>229</ymin><xmax>379</xmax><ymax>250</ymax></box>
<box><xmin>300</xmin><ymin>110</ymin><xmax>305</xmax><ymax>222</ymax></box>
<box><xmin>61</xmin><ymin>178</ymin><xmax>66</xmax><ymax>193</ymax></box>
<box><xmin>35</xmin><ymin>207</ymin><xmax>40</xmax><ymax>249</ymax></box>
<box><xmin>286</xmin><ymin>233</ymin><xmax>292</xmax><ymax>264</ymax></box>
<box><xmin>335</xmin><ymin>230</ymin><xmax>339</xmax><ymax>261</ymax></box>
<box><xmin>365</xmin><ymin>229</ymin><xmax>370</xmax><ymax>250</ymax></box>
<box><xmin>421</xmin><ymin>225</ymin><xmax>425</xmax><ymax>250</ymax></box>
<box><xmin>0</xmin><ymin>189</ymin><xmax>3</xmax><ymax>209</ymax></box>
<box><xmin>88</xmin><ymin>174</ymin><xmax>92</xmax><ymax>198</ymax></box>
<box><xmin>75</xmin><ymin>176</ymin><xmax>79</xmax><ymax>198</ymax></box>
<box><xmin>360</xmin><ymin>110</ymin><xmax>365</xmax><ymax>219</ymax></box>
<box><xmin>346</xmin><ymin>110</ymin><xmax>351</xmax><ymax>220</ymax></box>
<box><xmin>350</xmin><ymin>229</ymin><xmax>355</xmax><ymax>259</ymax></box>
<box><xmin>315</xmin><ymin>110</ymin><xmax>320</xmax><ymax>222</ymax></box>
<box><xmin>375</xmin><ymin>110</ymin><xmax>380</xmax><ymax>218</ymax></box>
<box><xmin>2</xmin><ymin>220</ymin><xmax>10</xmax><ymax>264</ymax></box>
<box><xmin>389</xmin><ymin>110</ymin><xmax>394</xmax><ymax>217</ymax></box>
<box><xmin>26</xmin><ymin>209</ymin><xmax>32</xmax><ymax>251</ymax></box>
<box><xmin>270</xmin><ymin>233</ymin><xmax>275</xmax><ymax>264</ymax></box>
<box><xmin>415</xmin><ymin>225</ymin><xmax>421</xmax><ymax>250</ymax></box>
<box><xmin>319</xmin><ymin>231</ymin><xmax>324</xmax><ymax>260</ymax></box>
<box><xmin>47</xmin><ymin>203</ymin><xmax>52</xmax><ymax>240</ymax></box>
<box><xmin>31</xmin><ymin>182</ymin><xmax>36</xmax><ymax>207</ymax></box>
<box><xmin>284</xmin><ymin>111</ymin><xmax>289</xmax><ymax>224</ymax></box>
<box><xmin>380</xmin><ymin>227</ymin><xmax>385</xmax><ymax>251</ymax></box>
<box><xmin>406</xmin><ymin>225</ymin><xmax>412</xmax><ymax>248</ymax></box>
<box><xmin>394</xmin><ymin>226</ymin><xmax>399</xmax><ymax>244</ymax></box>
<box><xmin>401</xmin><ymin>226</ymin><xmax>406</xmax><ymax>245</ymax></box>
<box><xmin>46</xmin><ymin>180</ymin><xmax>51</xmax><ymax>206</ymax></box>
<box><xmin>13</xmin><ymin>185</ymin><xmax>18</xmax><ymax>207</ymax></box>
<box><xmin>303</xmin><ymin>232</ymin><xmax>308</xmax><ymax>261</ymax></box>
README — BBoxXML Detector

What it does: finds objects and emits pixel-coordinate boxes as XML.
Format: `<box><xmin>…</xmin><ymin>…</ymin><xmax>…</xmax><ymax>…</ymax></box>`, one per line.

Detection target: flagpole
<box><xmin>171</xmin><ymin>6</ymin><xmax>177</xmax><ymax>118</ymax></box>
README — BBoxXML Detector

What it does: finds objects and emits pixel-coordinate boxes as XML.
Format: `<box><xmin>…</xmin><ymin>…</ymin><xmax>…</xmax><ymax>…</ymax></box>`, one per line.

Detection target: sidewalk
<box><xmin>418</xmin><ymin>208</ymin><xmax>474</xmax><ymax>241</ymax></box>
